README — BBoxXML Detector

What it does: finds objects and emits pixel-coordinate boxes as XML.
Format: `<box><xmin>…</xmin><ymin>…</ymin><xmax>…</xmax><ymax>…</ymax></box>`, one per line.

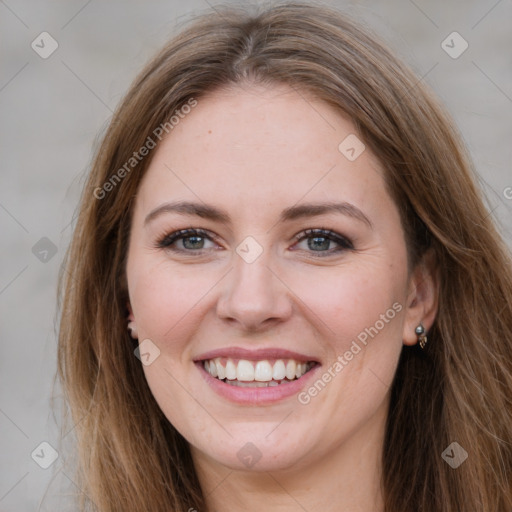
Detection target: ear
<box><xmin>127</xmin><ymin>301</ymin><xmax>135</xmax><ymax>322</ymax></box>
<box><xmin>127</xmin><ymin>301</ymin><xmax>138</xmax><ymax>339</ymax></box>
<box><xmin>402</xmin><ymin>248</ymin><xmax>439</xmax><ymax>346</ymax></box>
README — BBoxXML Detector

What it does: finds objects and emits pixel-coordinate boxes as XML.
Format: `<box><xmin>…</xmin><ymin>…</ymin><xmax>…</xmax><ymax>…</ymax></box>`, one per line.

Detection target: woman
<box><xmin>56</xmin><ymin>2</ymin><xmax>512</xmax><ymax>511</ymax></box>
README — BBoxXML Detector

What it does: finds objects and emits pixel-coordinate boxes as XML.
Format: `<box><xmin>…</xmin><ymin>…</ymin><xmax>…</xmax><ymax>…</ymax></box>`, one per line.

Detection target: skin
<box><xmin>126</xmin><ymin>83</ymin><xmax>438</xmax><ymax>512</ymax></box>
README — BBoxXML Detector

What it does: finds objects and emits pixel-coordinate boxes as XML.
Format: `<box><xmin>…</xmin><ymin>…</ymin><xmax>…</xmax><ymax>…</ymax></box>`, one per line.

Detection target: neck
<box><xmin>191</xmin><ymin>398</ymin><xmax>388</xmax><ymax>512</ymax></box>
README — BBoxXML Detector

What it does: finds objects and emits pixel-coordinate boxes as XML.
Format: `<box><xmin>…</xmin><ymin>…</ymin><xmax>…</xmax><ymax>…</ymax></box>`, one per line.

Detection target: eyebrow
<box><xmin>144</xmin><ymin>200</ymin><xmax>373</xmax><ymax>229</ymax></box>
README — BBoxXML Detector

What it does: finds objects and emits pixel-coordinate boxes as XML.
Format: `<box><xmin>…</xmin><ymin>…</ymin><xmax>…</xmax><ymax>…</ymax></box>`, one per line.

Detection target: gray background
<box><xmin>1</xmin><ymin>0</ymin><xmax>511</xmax><ymax>509</ymax></box>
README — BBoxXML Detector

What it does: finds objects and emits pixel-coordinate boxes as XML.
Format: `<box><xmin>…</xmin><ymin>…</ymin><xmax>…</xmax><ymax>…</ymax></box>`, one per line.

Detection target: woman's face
<box><xmin>126</xmin><ymin>84</ymin><xmax>427</xmax><ymax>473</ymax></box>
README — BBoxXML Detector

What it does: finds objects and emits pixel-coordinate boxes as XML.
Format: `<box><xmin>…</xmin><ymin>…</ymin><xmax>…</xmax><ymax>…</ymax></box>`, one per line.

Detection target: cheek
<box><xmin>128</xmin><ymin>258</ymin><xmax>217</xmax><ymax>353</ymax></box>
<box><xmin>284</xmin><ymin>261</ymin><xmax>404</xmax><ymax>347</ymax></box>
<box><xmin>286</xmin><ymin>260</ymin><xmax>406</xmax><ymax>410</ymax></box>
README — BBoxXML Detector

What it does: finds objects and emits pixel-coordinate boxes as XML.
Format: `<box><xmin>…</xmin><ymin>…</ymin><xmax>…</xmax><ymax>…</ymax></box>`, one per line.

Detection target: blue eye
<box><xmin>291</xmin><ymin>228</ymin><xmax>353</xmax><ymax>256</ymax></box>
<box><xmin>157</xmin><ymin>228</ymin><xmax>218</xmax><ymax>252</ymax></box>
<box><xmin>156</xmin><ymin>227</ymin><xmax>353</xmax><ymax>257</ymax></box>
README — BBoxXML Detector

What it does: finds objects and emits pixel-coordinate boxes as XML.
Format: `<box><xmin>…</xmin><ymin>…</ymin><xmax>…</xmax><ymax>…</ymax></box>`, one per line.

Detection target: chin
<box><xmin>190</xmin><ymin>428</ymin><xmax>317</xmax><ymax>473</ymax></box>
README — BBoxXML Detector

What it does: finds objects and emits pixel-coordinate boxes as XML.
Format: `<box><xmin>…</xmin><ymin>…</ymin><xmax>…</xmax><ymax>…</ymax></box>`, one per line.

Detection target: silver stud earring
<box><xmin>128</xmin><ymin>321</ymin><xmax>138</xmax><ymax>340</ymax></box>
<box><xmin>415</xmin><ymin>323</ymin><xmax>427</xmax><ymax>349</ymax></box>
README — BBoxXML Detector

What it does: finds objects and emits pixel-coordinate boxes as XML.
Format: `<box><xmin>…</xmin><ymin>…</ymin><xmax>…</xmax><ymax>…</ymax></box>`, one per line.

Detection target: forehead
<box><xmin>135</xmin><ymin>83</ymin><xmax>390</xmax><ymax>220</ymax></box>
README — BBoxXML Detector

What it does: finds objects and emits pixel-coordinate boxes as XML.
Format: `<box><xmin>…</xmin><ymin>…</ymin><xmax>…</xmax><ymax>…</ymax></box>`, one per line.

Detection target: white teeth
<box><xmin>272</xmin><ymin>360</ymin><xmax>286</xmax><ymax>380</ymax></box>
<box><xmin>286</xmin><ymin>360</ymin><xmax>296</xmax><ymax>380</ymax></box>
<box><xmin>237</xmin><ymin>360</ymin><xmax>255</xmax><ymax>381</ymax></box>
<box><xmin>207</xmin><ymin>359</ymin><xmax>217</xmax><ymax>377</ymax></box>
<box><xmin>203</xmin><ymin>357</ymin><xmax>313</xmax><ymax>383</ymax></box>
<box><xmin>216</xmin><ymin>359</ymin><xmax>226</xmax><ymax>380</ymax></box>
<box><xmin>225</xmin><ymin>359</ymin><xmax>237</xmax><ymax>380</ymax></box>
<box><xmin>254</xmin><ymin>360</ymin><xmax>273</xmax><ymax>381</ymax></box>
<box><xmin>226</xmin><ymin>380</ymin><xmax>270</xmax><ymax>388</ymax></box>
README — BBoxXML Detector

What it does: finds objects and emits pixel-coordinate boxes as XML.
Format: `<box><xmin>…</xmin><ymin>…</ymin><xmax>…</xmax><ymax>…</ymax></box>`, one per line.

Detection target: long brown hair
<box><xmin>56</xmin><ymin>2</ymin><xmax>512</xmax><ymax>510</ymax></box>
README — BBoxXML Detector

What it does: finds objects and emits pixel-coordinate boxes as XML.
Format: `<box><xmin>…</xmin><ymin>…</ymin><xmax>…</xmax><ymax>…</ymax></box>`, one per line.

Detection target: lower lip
<box><xmin>195</xmin><ymin>361</ymin><xmax>321</xmax><ymax>405</ymax></box>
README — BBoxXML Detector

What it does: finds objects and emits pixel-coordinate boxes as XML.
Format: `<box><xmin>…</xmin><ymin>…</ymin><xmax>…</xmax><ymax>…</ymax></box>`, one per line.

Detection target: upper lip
<box><xmin>194</xmin><ymin>347</ymin><xmax>319</xmax><ymax>363</ymax></box>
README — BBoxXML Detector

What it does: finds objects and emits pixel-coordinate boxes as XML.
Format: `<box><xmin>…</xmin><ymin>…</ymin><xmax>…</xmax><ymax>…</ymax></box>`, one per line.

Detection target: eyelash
<box><xmin>155</xmin><ymin>227</ymin><xmax>354</xmax><ymax>257</ymax></box>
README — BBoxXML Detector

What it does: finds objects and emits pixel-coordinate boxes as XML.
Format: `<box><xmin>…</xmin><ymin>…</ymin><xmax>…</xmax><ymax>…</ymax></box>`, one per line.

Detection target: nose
<box><xmin>216</xmin><ymin>249</ymin><xmax>293</xmax><ymax>332</ymax></box>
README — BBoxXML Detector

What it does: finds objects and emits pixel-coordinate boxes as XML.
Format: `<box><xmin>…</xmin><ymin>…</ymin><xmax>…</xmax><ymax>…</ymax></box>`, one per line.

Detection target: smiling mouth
<box><xmin>202</xmin><ymin>357</ymin><xmax>318</xmax><ymax>387</ymax></box>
